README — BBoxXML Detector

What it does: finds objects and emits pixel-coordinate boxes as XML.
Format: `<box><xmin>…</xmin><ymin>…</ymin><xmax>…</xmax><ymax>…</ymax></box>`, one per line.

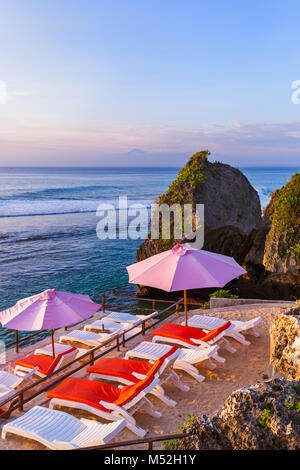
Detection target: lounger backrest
<box><xmin>146</xmin><ymin>346</ymin><xmax>179</xmax><ymax>378</ymax></box>
<box><xmin>46</xmin><ymin>347</ymin><xmax>77</xmax><ymax>374</ymax></box>
<box><xmin>114</xmin><ymin>373</ymin><xmax>155</xmax><ymax>407</ymax></box>
<box><xmin>201</xmin><ymin>321</ymin><xmax>231</xmax><ymax>342</ymax></box>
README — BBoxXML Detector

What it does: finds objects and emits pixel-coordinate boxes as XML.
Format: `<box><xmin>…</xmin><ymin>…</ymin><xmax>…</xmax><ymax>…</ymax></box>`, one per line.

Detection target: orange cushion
<box><xmin>15</xmin><ymin>354</ymin><xmax>55</xmax><ymax>376</ymax></box>
<box><xmin>14</xmin><ymin>347</ymin><xmax>77</xmax><ymax>375</ymax></box>
<box><xmin>152</xmin><ymin>322</ymin><xmax>231</xmax><ymax>346</ymax></box>
<box><xmin>47</xmin><ymin>378</ymin><xmax>121</xmax><ymax>411</ymax></box>
<box><xmin>86</xmin><ymin>345</ymin><xmax>178</xmax><ymax>382</ymax></box>
<box><xmin>201</xmin><ymin>321</ymin><xmax>231</xmax><ymax>342</ymax></box>
<box><xmin>47</xmin><ymin>374</ymin><xmax>155</xmax><ymax>410</ymax></box>
<box><xmin>87</xmin><ymin>358</ymin><xmax>153</xmax><ymax>383</ymax></box>
<box><xmin>115</xmin><ymin>373</ymin><xmax>154</xmax><ymax>407</ymax></box>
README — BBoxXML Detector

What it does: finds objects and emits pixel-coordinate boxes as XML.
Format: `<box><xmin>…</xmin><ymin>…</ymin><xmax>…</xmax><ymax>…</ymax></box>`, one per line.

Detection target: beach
<box><xmin>0</xmin><ymin>301</ymin><xmax>292</xmax><ymax>450</ymax></box>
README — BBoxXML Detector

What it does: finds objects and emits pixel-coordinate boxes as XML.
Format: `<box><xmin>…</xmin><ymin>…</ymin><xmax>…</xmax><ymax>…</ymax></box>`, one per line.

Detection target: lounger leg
<box><xmin>168</xmin><ymin>370</ymin><xmax>190</xmax><ymax>392</ymax></box>
<box><xmin>126</xmin><ymin>422</ymin><xmax>147</xmax><ymax>437</ymax></box>
<box><xmin>141</xmin><ymin>397</ymin><xmax>162</xmax><ymax>418</ymax></box>
<box><xmin>227</xmin><ymin>331</ymin><xmax>250</xmax><ymax>346</ymax></box>
<box><xmin>220</xmin><ymin>338</ymin><xmax>237</xmax><ymax>354</ymax></box>
<box><xmin>212</xmin><ymin>352</ymin><xmax>226</xmax><ymax>363</ymax></box>
<box><xmin>174</xmin><ymin>361</ymin><xmax>205</xmax><ymax>384</ymax></box>
<box><xmin>248</xmin><ymin>327</ymin><xmax>260</xmax><ymax>337</ymax></box>
<box><xmin>206</xmin><ymin>360</ymin><xmax>217</xmax><ymax>370</ymax></box>
<box><xmin>150</xmin><ymin>387</ymin><xmax>177</xmax><ymax>407</ymax></box>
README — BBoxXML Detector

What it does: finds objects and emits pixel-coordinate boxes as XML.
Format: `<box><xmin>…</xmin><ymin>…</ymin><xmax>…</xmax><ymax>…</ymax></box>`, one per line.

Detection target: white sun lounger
<box><xmin>183</xmin><ymin>315</ymin><xmax>262</xmax><ymax>345</ymax></box>
<box><xmin>59</xmin><ymin>327</ymin><xmax>142</xmax><ymax>348</ymax></box>
<box><xmin>88</xmin><ymin>346</ymin><xmax>189</xmax><ymax>407</ymax></box>
<box><xmin>1</xmin><ymin>406</ymin><xmax>127</xmax><ymax>450</ymax></box>
<box><xmin>125</xmin><ymin>341</ymin><xmax>226</xmax><ymax>384</ymax></box>
<box><xmin>101</xmin><ymin>311</ymin><xmax>158</xmax><ymax>325</ymax></box>
<box><xmin>48</xmin><ymin>376</ymin><xmax>162</xmax><ymax>437</ymax></box>
<box><xmin>59</xmin><ymin>329</ymin><xmax>119</xmax><ymax>347</ymax></box>
<box><xmin>0</xmin><ymin>368</ymin><xmax>38</xmax><ymax>390</ymax></box>
<box><xmin>0</xmin><ymin>368</ymin><xmax>39</xmax><ymax>402</ymax></box>
<box><xmin>34</xmin><ymin>343</ymin><xmax>87</xmax><ymax>360</ymax></box>
<box><xmin>84</xmin><ymin>320</ymin><xmax>131</xmax><ymax>333</ymax></box>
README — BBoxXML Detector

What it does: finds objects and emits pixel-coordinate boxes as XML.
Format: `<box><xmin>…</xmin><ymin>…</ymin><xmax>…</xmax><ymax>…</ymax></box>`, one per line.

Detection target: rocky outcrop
<box><xmin>270</xmin><ymin>306</ymin><xmax>300</xmax><ymax>380</ymax></box>
<box><xmin>245</xmin><ymin>174</ymin><xmax>300</xmax><ymax>298</ymax></box>
<box><xmin>263</xmin><ymin>174</ymin><xmax>300</xmax><ymax>275</ymax></box>
<box><xmin>171</xmin><ymin>379</ymin><xmax>300</xmax><ymax>450</ymax></box>
<box><xmin>136</xmin><ymin>153</ymin><xmax>300</xmax><ymax>300</ymax></box>
<box><xmin>136</xmin><ymin>151</ymin><xmax>262</xmax><ymax>296</ymax></box>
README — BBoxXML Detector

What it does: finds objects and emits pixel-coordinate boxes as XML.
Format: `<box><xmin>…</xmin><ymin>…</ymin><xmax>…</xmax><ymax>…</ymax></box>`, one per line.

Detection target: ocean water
<box><xmin>0</xmin><ymin>166</ymin><xmax>298</xmax><ymax>344</ymax></box>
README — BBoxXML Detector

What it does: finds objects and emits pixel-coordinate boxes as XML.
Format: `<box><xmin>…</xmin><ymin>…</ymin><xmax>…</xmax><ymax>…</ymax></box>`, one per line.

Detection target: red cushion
<box><xmin>14</xmin><ymin>347</ymin><xmax>77</xmax><ymax>375</ymax></box>
<box><xmin>47</xmin><ymin>378</ymin><xmax>121</xmax><ymax>411</ymax></box>
<box><xmin>201</xmin><ymin>321</ymin><xmax>231</xmax><ymax>342</ymax></box>
<box><xmin>87</xmin><ymin>358</ymin><xmax>153</xmax><ymax>383</ymax></box>
<box><xmin>86</xmin><ymin>345</ymin><xmax>178</xmax><ymax>382</ymax></box>
<box><xmin>115</xmin><ymin>373</ymin><xmax>154</xmax><ymax>407</ymax></box>
<box><xmin>152</xmin><ymin>322</ymin><xmax>231</xmax><ymax>346</ymax></box>
<box><xmin>47</xmin><ymin>374</ymin><xmax>155</xmax><ymax>410</ymax></box>
<box><xmin>15</xmin><ymin>354</ymin><xmax>55</xmax><ymax>375</ymax></box>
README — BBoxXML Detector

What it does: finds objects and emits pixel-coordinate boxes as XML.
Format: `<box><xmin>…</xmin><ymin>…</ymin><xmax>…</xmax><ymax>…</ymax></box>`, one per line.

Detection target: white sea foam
<box><xmin>0</xmin><ymin>198</ymin><xmax>152</xmax><ymax>217</ymax></box>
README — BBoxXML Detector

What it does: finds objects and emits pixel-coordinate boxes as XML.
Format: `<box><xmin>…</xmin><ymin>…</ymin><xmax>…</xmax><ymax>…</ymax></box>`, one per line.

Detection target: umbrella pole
<box><xmin>184</xmin><ymin>290</ymin><xmax>188</xmax><ymax>327</ymax></box>
<box><xmin>51</xmin><ymin>330</ymin><xmax>55</xmax><ymax>358</ymax></box>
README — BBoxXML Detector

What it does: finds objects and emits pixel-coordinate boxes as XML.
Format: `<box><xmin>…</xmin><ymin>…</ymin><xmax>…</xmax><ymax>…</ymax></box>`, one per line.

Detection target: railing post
<box><xmin>116</xmin><ymin>336</ymin><xmax>120</xmax><ymax>352</ymax></box>
<box><xmin>90</xmin><ymin>351</ymin><xmax>95</xmax><ymax>366</ymax></box>
<box><xmin>152</xmin><ymin>300</ymin><xmax>155</xmax><ymax>312</ymax></box>
<box><xmin>175</xmin><ymin>303</ymin><xmax>179</xmax><ymax>316</ymax></box>
<box><xmin>18</xmin><ymin>392</ymin><xmax>23</xmax><ymax>412</ymax></box>
<box><xmin>15</xmin><ymin>330</ymin><xmax>19</xmax><ymax>353</ymax></box>
<box><xmin>122</xmin><ymin>332</ymin><xmax>125</xmax><ymax>347</ymax></box>
<box><xmin>142</xmin><ymin>321</ymin><xmax>146</xmax><ymax>336</ymax></box>
<box><xmin>102</xmin><ymin>295</ymin><xmax>105</xmax><ymax>313</ymax></box>
<box><xmin>147</xmin><ymin>440</ymin><xmax>153</xmax><ymax>450</ymax></box>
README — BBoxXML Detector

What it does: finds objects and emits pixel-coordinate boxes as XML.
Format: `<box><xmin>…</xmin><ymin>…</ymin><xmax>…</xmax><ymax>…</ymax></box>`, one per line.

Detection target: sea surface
<box><xmin>0</xmin><ymin>166</ymin><xmax>298</xmax><ymax>344</ymax></box>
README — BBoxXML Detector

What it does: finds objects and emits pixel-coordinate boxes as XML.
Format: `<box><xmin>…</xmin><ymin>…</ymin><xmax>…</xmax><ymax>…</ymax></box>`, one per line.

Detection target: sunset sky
<box><xmin>1</xmin><ymin>0</ymin><xmax>300</xmax><ymax>167</ymax></box>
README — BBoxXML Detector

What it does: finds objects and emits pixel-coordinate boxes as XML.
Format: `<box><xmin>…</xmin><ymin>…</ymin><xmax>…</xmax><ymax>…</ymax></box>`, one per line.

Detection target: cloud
<box><xmin>0</xmin><ymin>81</ymin><xmax>7</xmax><ymax>105</ymax></box>
<box><xmin>0</xmin><ymin>120</ymin><xmax>299</xmax><ymax>166</ymax></box>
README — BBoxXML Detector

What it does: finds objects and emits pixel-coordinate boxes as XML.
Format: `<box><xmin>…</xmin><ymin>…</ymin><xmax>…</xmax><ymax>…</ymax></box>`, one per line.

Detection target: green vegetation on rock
<box><xmin>158</xmin><ymin>151</ymin><xmax>209</xmax><ymax>205</ymax></box>
<box><xmin>259</xmin><ymin>409</ymin><xmax>272</xmax><ymax>428</ymax></box>
<box><xmin>163</xmin><ymin>414</ymin><xmax>197</xmax><ymax>450</ymax></box>
<box><xmin>210</xmin><ymin>289</ymin><xmax>239</xmax><ymax>299</ymax></box>
<box><xmin>270</xmin><ymin>173</ymin><xmax>300</xmax><ymax>259</ymax></box>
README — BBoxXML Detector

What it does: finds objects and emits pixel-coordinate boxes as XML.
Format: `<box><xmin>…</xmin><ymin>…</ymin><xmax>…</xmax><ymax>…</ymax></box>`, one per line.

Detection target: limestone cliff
<box><xmin>170</xmin><ymin>379</ymin><xmax>300</xmax><ymax>450</ymax></box>
<box><xmin>137</xmin><ymin>150</ymin><xmax>261</xmax><ymax>267</ymax></box>
<box><xmin>136</xmin><ymin>153</ymin><xmax>300</xmax><ymax>300</ymax></box>
<box><xmin>270</xmin><ymin>306</ymin><xmax>300</xmax><ymax>380</ymax></box>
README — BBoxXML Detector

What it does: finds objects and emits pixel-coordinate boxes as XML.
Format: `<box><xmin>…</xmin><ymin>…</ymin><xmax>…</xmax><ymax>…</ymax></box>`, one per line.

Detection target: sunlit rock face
<box><xmin>270</xmin><ymin>307</ymin><xmax>300</xmax><ymax>380</ymax></box>
<box><xmin>171</xmin><ymin>379</ymin><xmax>300</xmax><ymax>450</ymax></box>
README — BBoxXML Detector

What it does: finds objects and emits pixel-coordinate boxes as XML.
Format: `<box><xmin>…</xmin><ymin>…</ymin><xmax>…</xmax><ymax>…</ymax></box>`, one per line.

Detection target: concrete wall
<box><xmin>210</xmin><ymin>297</ymin><xmax>294</xmax><ymax>309</ymax></box>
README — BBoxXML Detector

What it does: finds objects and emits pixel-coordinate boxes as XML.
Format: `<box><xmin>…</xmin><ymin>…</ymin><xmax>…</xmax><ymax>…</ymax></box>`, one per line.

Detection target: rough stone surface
<box><xmin>136</xmin><ymin>154</ymin><xmax>300</xmax><ymax>300</ymax></box>
<box><xmin>270</xmin><ymin>308</ymin><xmax>300</xmax><ymax>380</ymax></box>
<box><xmin>172</xmin><ymin>379</ymin><xmax>300</xmax><ymax>450</ymax></box>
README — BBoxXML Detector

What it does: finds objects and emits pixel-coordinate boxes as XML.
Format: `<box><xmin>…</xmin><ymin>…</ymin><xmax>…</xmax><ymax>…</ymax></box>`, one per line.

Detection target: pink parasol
<box><xmin>0</xmin><ymin>289</ymin><xmax>101</xmax><ymax>357</ymax></box>
<box><xmin>127</xmin><ymin>243</ymin><xmax>247</xmax><ymax>325</ymax></box>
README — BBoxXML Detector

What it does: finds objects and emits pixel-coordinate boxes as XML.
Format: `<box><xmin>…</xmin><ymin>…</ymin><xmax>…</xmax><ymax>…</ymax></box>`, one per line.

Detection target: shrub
<box><xmin>210</xmin><ymin>289</ymin><xmax>239</xmax><ymax>299</ymax></box>
<box><xmin>270</xmin><ymin>173</ymin><xmax>300</xmax><ymax>259</ymax></box>
<box><xmin>259</xmin><ymin>409</ymin><xmax>272</xmax><ymax>428</ymax></box>
<box><xmin>163</xmin><ymin>414</ymin><xmax>197</xmax><ymax>450</ymax></box>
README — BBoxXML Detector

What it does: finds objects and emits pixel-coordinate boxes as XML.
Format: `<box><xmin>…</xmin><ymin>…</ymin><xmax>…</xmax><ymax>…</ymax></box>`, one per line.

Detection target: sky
<box><xmin>0</xmin><ymin>0</ymin><xmax>300</xmax><ymax>167</ymax></box>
